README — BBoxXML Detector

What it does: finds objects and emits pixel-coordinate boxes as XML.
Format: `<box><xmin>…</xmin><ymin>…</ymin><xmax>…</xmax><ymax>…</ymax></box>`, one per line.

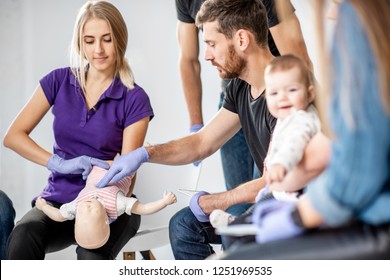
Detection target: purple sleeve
<box><xmin>39</xmin><ymin>67</ymin><xmax>70</xmax><ymax>106</ymax></box>
<box><xmin>123</xmin><ymin>84</ymin><xmax>154</xmax><ymax>128</ymax></box>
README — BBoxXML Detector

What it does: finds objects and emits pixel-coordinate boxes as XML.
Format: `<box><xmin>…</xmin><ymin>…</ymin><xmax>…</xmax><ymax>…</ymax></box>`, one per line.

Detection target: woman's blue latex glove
<box><xmin>189</xmin><ymin>124</ymin><xmax>203</xmax><ymax>167</ymax></box>
<box><xmin>96</xmin><ymin>147</ymin><xmax>149</xmax><ymax>188</ymax></box>
<box><xmin>252</xmin><ymin>199</ymin><xmax>304</xmax><ymax>243</ymax></box>
<box><xmin>189</xmin><ymin>191</ymin><xmax>210</xmax><ymax>222</ymax></box>
<box><xmin>47</xmin><ymin>154</ymin><xmax>110</xmax><ymax>180</ymax></box>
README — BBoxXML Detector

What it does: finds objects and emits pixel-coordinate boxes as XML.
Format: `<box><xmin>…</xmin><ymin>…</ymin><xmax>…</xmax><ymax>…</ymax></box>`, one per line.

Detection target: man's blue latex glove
<box><xmin>189</xmin><ymin>124</ymin><xmax>203</xmax><ymax>167</ymax></box>
<box><xmin>96</xmin><ymin>147</ymin><xmax>149</xmax><ymax>188</ymax></box>
<box><xmin>47</xmin><ymin>154</ymin><xmax>110</xmax><ymax>180</ymax></box>
<box><xmin>189</xmin><ymin>191</ymin><xmax>210</xmax><ymax>222</ymax></box>
<box><xmin>251</xmin><ymin>199</ymin><xmax>304</xmax><ymax>243</ymax></box>
<box><xmin>255</xmin><ymin>183</ymin><xmax>270</xmax><ymax>202</ymax></box>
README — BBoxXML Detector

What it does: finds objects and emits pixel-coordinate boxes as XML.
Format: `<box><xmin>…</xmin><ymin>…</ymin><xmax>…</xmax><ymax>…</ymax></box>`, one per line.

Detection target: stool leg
<box><xmin>123</xmin><ymin>251</ymin><xmax>136</xmax><ymax>260</ymax></box>
<box><xmin>140</xmin><ymin>250</ymin><xmax>156</xmax><ymax>260</ymax></box>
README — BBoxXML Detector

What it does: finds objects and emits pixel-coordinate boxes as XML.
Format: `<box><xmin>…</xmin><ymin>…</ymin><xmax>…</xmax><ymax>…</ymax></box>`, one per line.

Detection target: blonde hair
<box><xmin>302</xmin><ymin>0</ymin><xmax>390</xmax><ymax>136</ymax></box>
<box><xmin>349</xmin><ymin>0</ymin><xmax>390</xmax><ymax>114</ymax></box>
<box><xmin>265</xmin><ymin>54</ymin><xmax>314</xmax><ymax>89</ymax></box>
<box><xmin>69</xmin><ymin>1</ymin><xmax>134</xmax><ymax>93</ymax></box>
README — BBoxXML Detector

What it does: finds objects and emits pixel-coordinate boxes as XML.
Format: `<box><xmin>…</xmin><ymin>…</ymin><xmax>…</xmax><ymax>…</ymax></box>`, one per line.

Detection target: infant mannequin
<box><xmin>36</xmin><ymin>166</ymin><xmax>176</xmax><ymax>249</ymax></box>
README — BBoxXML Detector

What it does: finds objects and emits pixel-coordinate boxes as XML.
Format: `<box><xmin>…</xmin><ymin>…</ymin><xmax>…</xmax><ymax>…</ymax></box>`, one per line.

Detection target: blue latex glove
<box><xmin>96</xmin><ymin>147</ymin><xmax>149</xmax><ymax>188</ymax></box>
<box><xmin>189</xmin><ymin>124</ymin><xmax>204</xmax><ymax>134</ymax></box>
<box><xmin>255</xmin><ymin>183</ymin><xmax>270</xmax><ymax>202</ymax></box>
<box><xmin>189</xmin><ymin>191</ymin><xmax>210</xmax><ymax>222</ymax></box>
<box><xmin>189</xmin><ymin>124</ymin><xmax>204</xmax><ymax>167</ymax></box>
<box><xmin>47</xmin><ymin>154</ymin><xmax>110</xmax><ymax>180</ymax></box>
<box><xmin>251</xmin><ymin>199</ymin><xmax>304</xmax><ymax>243</ymax></box>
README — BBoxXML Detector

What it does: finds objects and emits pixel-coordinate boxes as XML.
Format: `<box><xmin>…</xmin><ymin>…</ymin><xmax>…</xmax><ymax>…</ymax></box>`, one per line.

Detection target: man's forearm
<box><xmin>179</xmin><ymin>59</ymin><xmax>203</xmax><ymax>125</ymax></box>
<box><xmin>146</xmin><ymin>135</ymin><xmax>202</xmax><ymax>165</ymax></box>
<box><xmin>198</xmin><ymin>177</ymin><xmax>266</xmax><ymax>214</ymax></box>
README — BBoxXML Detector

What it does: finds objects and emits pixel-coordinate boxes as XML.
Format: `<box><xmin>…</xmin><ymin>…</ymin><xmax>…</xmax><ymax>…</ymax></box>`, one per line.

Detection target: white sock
<box><xmin>210</xmin><ymin>209</ymin><xmax>234</xmax><ymax>228</ymax></box>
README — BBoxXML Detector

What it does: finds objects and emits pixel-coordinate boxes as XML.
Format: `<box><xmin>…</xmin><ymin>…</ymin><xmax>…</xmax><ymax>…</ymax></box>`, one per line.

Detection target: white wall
<box><xmin>0</xmin><ymin>0</ymin><xmax>333</xmax><ymax>260</ymax></box>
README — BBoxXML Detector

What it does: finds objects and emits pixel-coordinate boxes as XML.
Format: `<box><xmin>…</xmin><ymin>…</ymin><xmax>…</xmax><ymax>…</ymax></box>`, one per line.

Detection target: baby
<box><xmin>36</xmin><ymin>165</ymin><xmax>176</xmax><ymax>249</ymax></box>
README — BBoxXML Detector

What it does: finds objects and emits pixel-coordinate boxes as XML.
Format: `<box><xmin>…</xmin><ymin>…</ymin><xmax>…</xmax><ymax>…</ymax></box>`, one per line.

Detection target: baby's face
<box><xmin>265</xmin><ymin>67</ymin><xmax>313</xmax><ymax>120</ymax></box>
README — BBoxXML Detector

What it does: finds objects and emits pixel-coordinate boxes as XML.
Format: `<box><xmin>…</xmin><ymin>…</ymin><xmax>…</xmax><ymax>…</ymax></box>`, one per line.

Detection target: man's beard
<box><xmin>220</xmin><ymin>44</ymin><xmax>246</xmax><ymax>80</ymax></box>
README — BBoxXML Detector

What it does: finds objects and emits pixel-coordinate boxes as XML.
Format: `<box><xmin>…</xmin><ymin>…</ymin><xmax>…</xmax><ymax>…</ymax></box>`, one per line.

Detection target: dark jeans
<box><xmin>0</xmin><ymin>190</ymin><xmax>15</xmax><ymax>260</ymax></box>
<box><xmin>7</xmin><ymin>201</ymin><xmax>140</xmax><ymax>260</ymax></box>
<box><xmin>220</xmin><ymin>221</ymin><xmax>390</xmax><ymax>260</ymax></box>
<box><xmin>169</xmin><ymin>207</ymin><xmax>220</xmax><ymax>260</ymax></box>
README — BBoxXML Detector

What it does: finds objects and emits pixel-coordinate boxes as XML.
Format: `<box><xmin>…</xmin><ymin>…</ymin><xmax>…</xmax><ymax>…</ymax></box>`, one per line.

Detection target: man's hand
<box><xmin>189</xmin><ymin>191</ymin><xmax>210</xmax><ymax>222</ymax></box>
<box><xmin>252</xmin><ymin>199</ymin><xmax>304</xmax><ymax>243</ymax></box>
<box><xmin>47</xmin><ymin>154</ymin><xmax>110</xmax><ymax>180</ymax></box>
<box><xmin>96</xmin><ymin>147</ymin><xmax>149</xmax><ymax>188</ymax></box>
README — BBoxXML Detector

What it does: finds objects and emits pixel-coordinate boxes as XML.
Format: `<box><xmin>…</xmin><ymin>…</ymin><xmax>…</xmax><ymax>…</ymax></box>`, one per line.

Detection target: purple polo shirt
<box><xmin>37</xmin><ymin>67</ymin><xmax>154</xmax><ymax>204</ymax></box>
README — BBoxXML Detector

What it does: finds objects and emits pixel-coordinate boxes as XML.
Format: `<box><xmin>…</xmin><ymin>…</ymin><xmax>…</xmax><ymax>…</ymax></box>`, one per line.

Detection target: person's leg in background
<box><xmin>0</xmin><ymin>190</ymin><xmax>16</xmax><ymax>260</ymax></box>
<box><xmin>218</xmin><ymin>80</ymin><xmax>260</xmax><ymax>192</ymax></box>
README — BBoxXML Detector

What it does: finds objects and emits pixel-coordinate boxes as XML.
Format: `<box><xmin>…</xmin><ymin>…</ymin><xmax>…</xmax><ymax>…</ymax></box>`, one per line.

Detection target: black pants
<box><xmin>7</xmin><ymin>201</ymin><xmax>140</xmax><ymax>260</ymax></box>
<box><xmin>220</xmin><ymin>221</ymin><xmax>390</xmax><ymax>260</ymax></box>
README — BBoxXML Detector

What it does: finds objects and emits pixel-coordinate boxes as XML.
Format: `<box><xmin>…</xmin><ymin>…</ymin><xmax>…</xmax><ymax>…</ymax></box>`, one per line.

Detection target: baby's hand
<box><xmin>267</xmin><ymin>164</ymin><xmax>287</xmax><ymax>183</ymax></box>
<box><xmin>163</xmin><ymin>191</ymin><xmax>177</xmax><ymax>205</ymax></box>
<box><xmin>35</xmin><ymin>196</ymin><xmax>48</xmax><ymax>211</ymax></box>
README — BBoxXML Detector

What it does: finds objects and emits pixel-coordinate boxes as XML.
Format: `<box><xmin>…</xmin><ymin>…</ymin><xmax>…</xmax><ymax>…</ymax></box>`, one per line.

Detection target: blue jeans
<box><xmin>218</xmin><ymin>93</ymin><xmax>259</xmax><ymax>190</ymax></box>
<box><xmin>169</xmin><ymin>207</ymin><xmax>219</xmax><ymax>260</ymax></box>
<box><xmin>0</xmin><ymin>190</ymin><xmax>15</xmax><ymax>260</ymax></box>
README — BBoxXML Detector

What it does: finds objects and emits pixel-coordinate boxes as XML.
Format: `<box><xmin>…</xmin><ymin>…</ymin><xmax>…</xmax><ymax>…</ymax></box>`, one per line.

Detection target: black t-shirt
<box><xmin>223</xmin><ymin>79</ymin><xmax>276</xmax><ymax>173</ymax></box>
<box><xmin>175</xmin><ymin>0</ymin><xmax>295</xmax><ymax>56</ymax></box>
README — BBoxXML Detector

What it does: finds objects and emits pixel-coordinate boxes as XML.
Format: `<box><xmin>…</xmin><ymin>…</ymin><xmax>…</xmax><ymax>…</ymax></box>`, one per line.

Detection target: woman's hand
<box><xmin>47</xmin><ymin>154</ymin><xmax>110</xmax><ymax>180</ymax></box>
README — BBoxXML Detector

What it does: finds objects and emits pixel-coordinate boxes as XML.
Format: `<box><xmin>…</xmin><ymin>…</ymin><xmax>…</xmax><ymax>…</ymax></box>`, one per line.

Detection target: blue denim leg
<box><xmin>0</xmin><ymin>190</ymin><xmax>15</xmax><ymax>260</ymax></box>
<box><xmin>218</xmin><ymin>93</ymin><xmax>260</xmax><ymax>190</ymax></box>
<box><xmin>169</xmin><ymin>207</ymin><xmax>222</xmax><ymax>260</ymax></box>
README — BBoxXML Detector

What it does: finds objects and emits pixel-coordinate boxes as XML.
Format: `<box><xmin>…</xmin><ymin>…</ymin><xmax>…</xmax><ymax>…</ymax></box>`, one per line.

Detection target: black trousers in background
<box><xmin>219</xmin><ymin>221</ymin><xmax>390</xmax><ymax>260</ymax></box>
<box><xmin>7</xmin><ymin>201</ymin><xmax>140</xmax><ymax>260</ymax></box>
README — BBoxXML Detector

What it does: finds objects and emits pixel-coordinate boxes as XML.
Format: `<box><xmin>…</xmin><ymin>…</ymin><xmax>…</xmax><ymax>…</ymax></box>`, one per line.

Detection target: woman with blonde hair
<box><xmin>220</xmin><ymin>0</ymin><xmax>390</xmax><ymax>259</ymax></box>
<box><xmin>3</xmin><ymin>1</ymin><xmax>154</xmax><ymax>259</ymax></box>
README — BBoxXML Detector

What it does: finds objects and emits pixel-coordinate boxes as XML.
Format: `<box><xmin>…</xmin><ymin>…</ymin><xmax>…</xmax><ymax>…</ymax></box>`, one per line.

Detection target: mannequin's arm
<box><xmin>131</xmin><ymin>191</ymin><xmax>177</xmax><ymax>215</ymax></box>
<box><xmin>35</xmin><ymin>196</ymin><xmax>68</xmax><ymax>222</ymax></box>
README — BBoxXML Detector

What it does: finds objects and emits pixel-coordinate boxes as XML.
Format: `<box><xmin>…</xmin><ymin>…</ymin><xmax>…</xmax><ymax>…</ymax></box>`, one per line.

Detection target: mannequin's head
<box><xmin>74</xmin><ymin>198</ymin><xmax>109</xmax><ymax>249</ymax></box>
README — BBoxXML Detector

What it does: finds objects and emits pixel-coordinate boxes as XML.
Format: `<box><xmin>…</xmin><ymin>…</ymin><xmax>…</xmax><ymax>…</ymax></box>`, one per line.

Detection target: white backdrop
<box><xmin>0</xmin><ymin>0</ymin><xmax>333</xmax><ymax>259</ymax></box>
